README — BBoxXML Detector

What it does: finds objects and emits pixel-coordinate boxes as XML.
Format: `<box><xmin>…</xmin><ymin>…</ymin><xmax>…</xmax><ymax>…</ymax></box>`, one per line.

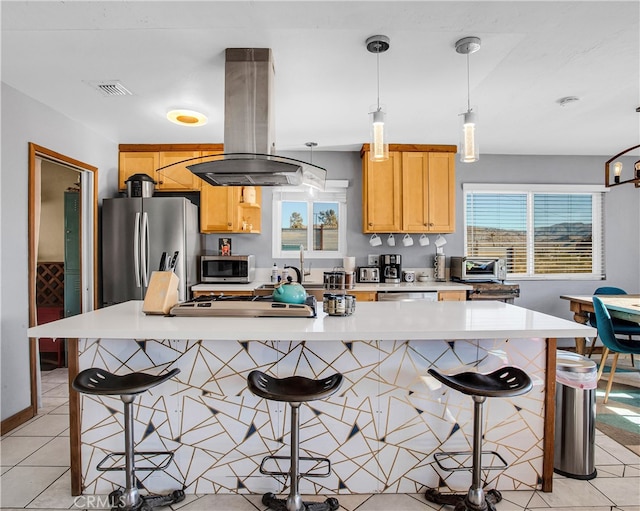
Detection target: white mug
<box><xmin>434</xmin><ymin>235</ymin><xmax>447</xmax><ymax>248</ymax></box>
<box><xmin>402</xmin><ymin>234</ymin><xmax>414</xmax><ymax>247</ymax></box>
<box><xmin>419</xmin><ymin>234</ymin><xmax>430</xmax><ymax>246</ymax></box>
<box><xmin>370</xmin><ymin>234</ymin><xmax>382</xmax><ymax>247</ymax></box>
<box><xmin>387</xmin><ymin>233</ymin><xmax>396</xmax><ymax>246</ymax></box>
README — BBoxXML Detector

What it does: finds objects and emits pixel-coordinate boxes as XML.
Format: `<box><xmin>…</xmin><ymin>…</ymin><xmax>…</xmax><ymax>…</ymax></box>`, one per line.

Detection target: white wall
<box><xmin>0</xmin><ymin>83</ymin><xmax>118</xmax><ymax>421</ymax></box>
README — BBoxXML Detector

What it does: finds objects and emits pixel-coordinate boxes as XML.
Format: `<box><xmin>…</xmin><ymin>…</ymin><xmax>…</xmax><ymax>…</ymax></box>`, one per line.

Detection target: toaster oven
<box><xmin>450</xmin><ymin>256</ymin><xmax>507</xmax><ymax>282</ymax></box>
<box><xmin>200</xmin><ymin>255</ymin><xmax>255</xmax><ymax>283</ymax></box>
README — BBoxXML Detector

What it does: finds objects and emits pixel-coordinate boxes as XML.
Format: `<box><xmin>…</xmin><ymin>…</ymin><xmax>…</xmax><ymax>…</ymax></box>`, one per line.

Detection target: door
<box><xmin>64</xmin><ymin>191</ymin><xmax>82</xmax><ymax>317</ymax></box>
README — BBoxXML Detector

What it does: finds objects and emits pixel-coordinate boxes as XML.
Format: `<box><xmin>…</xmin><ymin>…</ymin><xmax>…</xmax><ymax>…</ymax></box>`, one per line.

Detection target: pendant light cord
<box><xmin>376</xmin><ymin>50</ymin><xmax>381</xmax><ymax>112</ymax></box>
<box><xmin>466</xmin><ymin>52</ymin><xmax>471</xmax><ymax>113</ymax></box>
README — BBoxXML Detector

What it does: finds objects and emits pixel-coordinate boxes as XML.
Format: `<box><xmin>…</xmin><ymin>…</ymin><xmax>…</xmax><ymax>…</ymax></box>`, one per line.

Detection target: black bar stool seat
<box><xmin>426</xmin><ymin>366</ymin><xmax>532</xmax><ymax>511</ymax></box>
<box><xmin>73</xmin><ymin>368</ymin><xmax>181</xmax><ymax>396</ymax></box>
<box><xmin>72</xmin><ymin>368</ymin><xmax>185</xmax><ymax>511</ymax></box>
<box><xmin>247</xmin><ymin>370</ymin><xmax>343</xmax><ymax>511</ymax></box>
<box><xmin>428</xmin><ymin>367</ymin><xmax>533</xmax><ymax>398</ymax></box>
<box><xmin>247</xmin><ymin>371</ymin><xmax>343</xmax><ymax>403</ymax></box>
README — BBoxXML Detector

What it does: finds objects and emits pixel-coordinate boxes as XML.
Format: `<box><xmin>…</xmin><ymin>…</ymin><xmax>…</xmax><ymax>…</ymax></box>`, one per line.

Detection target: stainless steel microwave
<box><xmin>200</xmin><ymin>255</ymin><xmax>255</xmax><ymax>283</ymax></box>
<box><xmin>450</xmin><ymin>256</ymin><xmax>507</xmax><ymax>282</ymax></box>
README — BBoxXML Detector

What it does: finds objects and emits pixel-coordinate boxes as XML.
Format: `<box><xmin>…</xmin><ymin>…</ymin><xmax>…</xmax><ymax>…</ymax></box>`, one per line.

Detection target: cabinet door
<box><xmin>118</xmin><ymin>152</ymin><xmax>160</xmax><ymax>190</ymax></box>
<box><xmin>402</xmin><ymin>152</ymin><xmax>455</xmax><ymax>233</ymax></box>
<box><xmin>402</xmin><ymin>152</ymin><xmax>430</xmax><ymax>232</ymax></box>
<box><xmin>200</xmin><ymin>184</ymin><xmax>238</xmax><ymax>233</ymax></box>
<box><xmin>157</xmin><ymin>151</ymin><xmax>202</xmax><ymax>190</ymax></box>
<box><xmin>426</xmin><ymin>152</ymin><xmax>455</xmax><ymax>233</ymax></box>
<box><xmin>438</xmin><ymin>290</ymin><xmax>467</xmax><ymax>301</ymax></box>
<box><xmin>362</xmin><ymin>151</ymin><xmax>401</xmax><ymax>233</ymax></box>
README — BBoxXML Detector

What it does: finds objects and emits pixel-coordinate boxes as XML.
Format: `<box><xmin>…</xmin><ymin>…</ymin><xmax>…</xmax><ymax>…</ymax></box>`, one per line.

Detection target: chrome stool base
<box><xmin>426</xmin><ymin>487</ymin><xmax>501</xmax><ymax>511</ymax></box>
<box><xmin>108</xmin><ymin>489</ymin><xmax>185</xmax><ymax>511</ymax></box>
<box><xmin>262</xmin><ymin>492</ymin><xmax>339</xmax><ymax>511</ymax></box>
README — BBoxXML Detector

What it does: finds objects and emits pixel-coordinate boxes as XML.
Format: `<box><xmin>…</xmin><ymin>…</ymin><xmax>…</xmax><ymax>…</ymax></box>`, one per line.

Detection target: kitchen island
<box><xmin>28</xmin><ymin>300</ymin><xmax>595</xmax><ymax>498</ymax></box>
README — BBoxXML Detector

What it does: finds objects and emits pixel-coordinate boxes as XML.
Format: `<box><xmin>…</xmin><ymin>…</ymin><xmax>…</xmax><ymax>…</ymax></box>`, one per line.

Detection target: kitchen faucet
<box><xmin>300</xmin><ymin>244</ymin><xmax>311</xmax><ymax>283</ymax></box>
<box><xmin>283</xmin><ymin>246</ymin><xmax>311</xmax><ymax>284</ymax></box>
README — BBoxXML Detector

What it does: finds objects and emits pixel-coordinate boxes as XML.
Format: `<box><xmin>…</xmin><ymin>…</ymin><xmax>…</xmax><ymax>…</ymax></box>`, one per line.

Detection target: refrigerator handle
<box><xmin>141</xmin><ymin>212</ymin><xmax>149</xmax><ymax>287</ymax></box>
<box><xmin>133</xmin><ymin>212</ymin><xmax>142</xmax><ymax>288</ymax></box>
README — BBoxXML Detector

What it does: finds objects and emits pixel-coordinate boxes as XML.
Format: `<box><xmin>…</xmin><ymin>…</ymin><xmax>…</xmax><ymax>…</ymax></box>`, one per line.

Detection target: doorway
<box><xmin>28</xmin><ymin>143</ymin><xmax>98</xmax><ymax>413</ymax></box>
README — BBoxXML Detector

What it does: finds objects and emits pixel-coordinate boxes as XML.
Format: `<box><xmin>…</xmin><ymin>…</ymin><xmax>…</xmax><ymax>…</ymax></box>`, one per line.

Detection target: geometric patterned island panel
<box><xmin>77</xmin><ymin>337</ymin><xmax>546</xmax><ymax>495</ymax></box>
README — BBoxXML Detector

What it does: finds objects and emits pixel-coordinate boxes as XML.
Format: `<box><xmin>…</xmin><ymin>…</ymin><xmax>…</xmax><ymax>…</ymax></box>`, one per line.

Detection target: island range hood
<box><xmin>184</xmin><ymin>48</ymin><xmax>326</xmax><ymax>190</ymax></box>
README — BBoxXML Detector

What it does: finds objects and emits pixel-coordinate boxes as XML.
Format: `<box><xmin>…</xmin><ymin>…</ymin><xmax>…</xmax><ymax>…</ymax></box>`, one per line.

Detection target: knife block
<box><xmin>143</xmin><ymin>271</ymin><xmax>179</xmax><ymax>315</ymax></box>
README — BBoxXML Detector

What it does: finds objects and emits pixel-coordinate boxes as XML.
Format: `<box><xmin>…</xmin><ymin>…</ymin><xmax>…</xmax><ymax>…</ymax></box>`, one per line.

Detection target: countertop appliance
<box><xmin>380</xmin><ymin>254</ymin><xmax>402</xmax><ymax>284</ymax></box>
<box><xmin>102</xmin><ymin>197</ymin><xmax>201</xmax><ymax>306</ymax></box>
<box><xmin>357</xmin><ymin>266</ymin><xmax>380</xmax><ymax>283</ymax></box>
<box><xmin>450</xmin><ymin>256</ymin><xmax>507</xmax><ymax>282</ymax></box>
<box><xmin>125</xmin><ymin>173</ymin><xmax>155</xmax><ymax>197</ymax></box>
<box><xmin>201</xmin><ymin>255</ymin><xmax>255</xmax><ymax>283</ymax></box>
<box><xmin>170</xmin><ymin>294</ymin><xmax>317</xmax><ymax>318</ymax></box>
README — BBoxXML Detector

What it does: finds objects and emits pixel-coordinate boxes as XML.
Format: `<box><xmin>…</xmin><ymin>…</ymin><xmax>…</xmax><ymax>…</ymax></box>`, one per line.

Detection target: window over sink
<box><xmin>272</xmin><ymin>181</ymin><xmax>348</xmax><ymax>259</ymax></box>
<box><xmin>464</xmin><ymin>183</ymin><xmax>607</xmax><ymax>280</ymax></box>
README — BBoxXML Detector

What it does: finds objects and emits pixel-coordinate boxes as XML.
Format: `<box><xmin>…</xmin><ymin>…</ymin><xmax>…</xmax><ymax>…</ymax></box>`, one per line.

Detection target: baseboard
<box><xmin>1</xmin><ymin>405</ymin><xmax>36</xmax><ymax>435</ymax></box>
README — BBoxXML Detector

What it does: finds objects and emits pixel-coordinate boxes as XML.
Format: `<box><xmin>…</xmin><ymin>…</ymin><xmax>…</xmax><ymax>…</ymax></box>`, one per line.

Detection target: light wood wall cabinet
<box><xmin>200</xmin><ymin>184</ymin><xmax>262</xmax><ymax>234</ymax></box>
<box><xmin>361</xmin><ymin>144</ymin><xmax>456</xmax><ymax>233</ymax></box>
<box><xmin>118</xmin><ymin>144</ymin><xmax>224</xmax><ymax>191</ymax></box>
<box><xmin>118</xmin><ymin>144</ymin><xmax>263</xmax><ymax>234</ymax></box>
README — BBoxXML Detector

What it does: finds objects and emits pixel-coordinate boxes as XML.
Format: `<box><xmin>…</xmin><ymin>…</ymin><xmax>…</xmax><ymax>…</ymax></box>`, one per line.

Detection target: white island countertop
<box><xmin>28</xmin><ymin>300</ymin><xmax>595</xmax><ymax>341</ymax></box>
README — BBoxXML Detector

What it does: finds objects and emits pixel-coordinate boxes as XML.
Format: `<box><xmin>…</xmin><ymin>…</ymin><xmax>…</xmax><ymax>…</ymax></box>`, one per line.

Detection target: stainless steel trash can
<box><xmin>554</xmin><ymin>350</ymin><xmax>597</xmax><ymax>480</ymax></box>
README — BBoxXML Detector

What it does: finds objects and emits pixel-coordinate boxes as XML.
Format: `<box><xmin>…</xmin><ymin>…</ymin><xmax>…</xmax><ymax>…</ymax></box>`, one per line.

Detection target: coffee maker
<box><xmin>380</xmin><ymin>254</ymin><xmax>402</xmax><ymax>283</ymax></box>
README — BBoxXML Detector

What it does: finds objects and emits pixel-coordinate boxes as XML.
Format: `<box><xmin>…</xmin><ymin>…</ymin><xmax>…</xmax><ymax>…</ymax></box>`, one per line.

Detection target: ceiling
<box><xmin>2</xmin><ymin>1</ymin><xmax>639</xmax><ymax>156</ymax></box>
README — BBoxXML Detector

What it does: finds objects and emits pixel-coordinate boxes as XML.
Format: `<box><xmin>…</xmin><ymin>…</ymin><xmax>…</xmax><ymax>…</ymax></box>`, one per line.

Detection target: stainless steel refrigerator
<box><xmin>102</xmin><ymin>197</ymin><xmax>201</xmax><ymax>306</ymax></box>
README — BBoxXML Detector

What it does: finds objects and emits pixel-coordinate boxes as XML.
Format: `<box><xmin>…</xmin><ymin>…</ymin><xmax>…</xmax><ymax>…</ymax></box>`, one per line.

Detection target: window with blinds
<box><xmin>464</xmin><ymin>184</ymin><xmax>606</xmax><ymax>279</ymax></box>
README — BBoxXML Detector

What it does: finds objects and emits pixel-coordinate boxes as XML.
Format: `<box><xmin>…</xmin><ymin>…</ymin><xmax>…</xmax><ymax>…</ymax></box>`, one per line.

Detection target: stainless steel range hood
<box><xmin>186</xmin><ymin>48</ymin><xmax>326</xmax><ymax>190</ymax></box>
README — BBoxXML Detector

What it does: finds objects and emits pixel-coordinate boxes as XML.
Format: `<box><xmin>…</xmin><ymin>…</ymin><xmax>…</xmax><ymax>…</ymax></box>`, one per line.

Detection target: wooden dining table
<box><xmin>560</xmin><ymin>294</ymin><xmax>640</xmax><ymax>354</ymax></box>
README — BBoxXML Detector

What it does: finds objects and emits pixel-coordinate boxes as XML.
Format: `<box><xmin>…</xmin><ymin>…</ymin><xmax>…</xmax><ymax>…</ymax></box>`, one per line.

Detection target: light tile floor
<box><xmin>1</xmin><ymin>366</ymin><xmax>638</xmax><ymax>511</ymax></box>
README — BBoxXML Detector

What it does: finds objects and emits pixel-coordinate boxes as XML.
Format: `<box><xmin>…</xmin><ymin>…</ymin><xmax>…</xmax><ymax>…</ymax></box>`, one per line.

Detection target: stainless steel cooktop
<box><xmin>170</xmin><ymin>294</ymin><xmax>317</xmax><ymax>318</ymax></box>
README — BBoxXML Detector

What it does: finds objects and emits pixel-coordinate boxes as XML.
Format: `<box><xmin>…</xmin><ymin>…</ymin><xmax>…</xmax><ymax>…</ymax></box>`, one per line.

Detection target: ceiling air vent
<box><xmin>86</xmin><ymin>80</ymin><xmax>133</xmax><ymax>97</ymax></box>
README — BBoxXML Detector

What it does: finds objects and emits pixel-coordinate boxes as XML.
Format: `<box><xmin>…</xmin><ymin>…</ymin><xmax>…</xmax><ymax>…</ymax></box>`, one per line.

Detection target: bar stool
<box><xmin>426</xmin><ymin>367</ymin><xmax>533</xmax><ymax>511</ymax></box>
<box><xmin>247</xmin><ymin>370</ymin><xmax>343</xmax><ymax>511</ymax></box>
<box><xmin>72</xmin><ymin>368</ymin><xmax>185</xmax><ymax>511</ymax></box>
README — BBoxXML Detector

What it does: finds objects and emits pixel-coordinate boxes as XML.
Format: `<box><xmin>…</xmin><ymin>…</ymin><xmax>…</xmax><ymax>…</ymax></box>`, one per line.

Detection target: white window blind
<box><xmin>464</xmin><ymin>184</ymin><xmax>606</xmax><ymax>280</ymax></box>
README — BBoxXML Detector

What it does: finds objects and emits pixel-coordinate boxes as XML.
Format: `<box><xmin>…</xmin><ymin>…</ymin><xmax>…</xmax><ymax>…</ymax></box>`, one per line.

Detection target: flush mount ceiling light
<box><xmin>455</xmin><ymin>36</ymin><xmax>481</xmax><ymax>163</ymax></box>
<box><xmin>166</xmin><ymin>109</ymin><xmax>208</xmax><ymax>127</ymax></box>
<box><xmin>605</xmin><ymin>107</ymin><xmax>640</xmax><ymax>188</ymax></box>
<box><xmin>366</xmin><ymin>35</ymin><xmax>390</xmax><ymax>162</ymax></box>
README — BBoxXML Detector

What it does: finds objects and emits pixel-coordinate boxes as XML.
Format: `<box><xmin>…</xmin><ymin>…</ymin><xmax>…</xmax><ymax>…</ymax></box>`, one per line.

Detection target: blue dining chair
<box><xmin>592</xmin><ymin>296</ymin><xmax>640</xmax><ymax>403</ymax></box>
<box><xmin>587</xmin><ymin>287</ymin><xmax>640</xmax><ymax>364</ymax></box>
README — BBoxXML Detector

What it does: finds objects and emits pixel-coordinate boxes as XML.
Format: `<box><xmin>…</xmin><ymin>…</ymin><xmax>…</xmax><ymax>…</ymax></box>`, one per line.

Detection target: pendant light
<box><xmin>604</xmin><ymin>107</ymin><xmax>640</xmax><ymax>188</ymax></box>
<box><xmin>455</xmin><ymin>37</ymin><xmax>481</xmax><ymax>163</ymax></box>
<box><xmin>366</xmin><ymin>35</ymin><xmax>390</xmax><ymax>162</ymax></box>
